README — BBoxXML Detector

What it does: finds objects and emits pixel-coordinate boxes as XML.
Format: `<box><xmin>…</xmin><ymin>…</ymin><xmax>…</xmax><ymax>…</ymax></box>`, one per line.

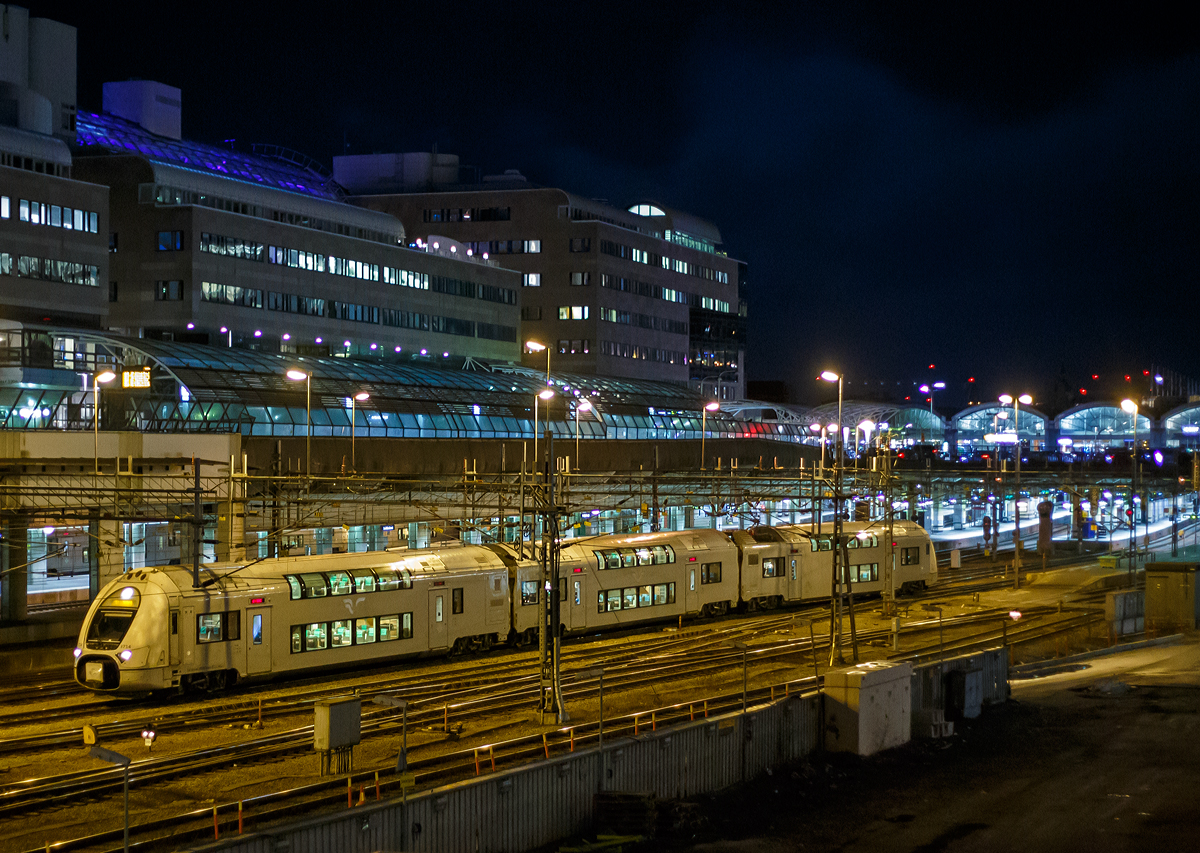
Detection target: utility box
<box><xmin>1105</xmin><ymin>589</ymin><xmax>1145</xmax><ymax>638</ymax></box>
<box><xmin>824</xmin><ymin>661</ymin><xmax>912</xmax><ymax>756</ymax></box>
<box><xmin>1145</xmin><ymin>561</ymin><xmax>1200</xmax><ymax>633</ymax></box>
<box><xmin>943</xmin><ymin>668</ymin><xmax>982</xmax><ymax>721</ymax></box>
<box><xmin>314</xmin><ymin>696</ymin><xmax>362</xmax><ymax>751</ymax></box>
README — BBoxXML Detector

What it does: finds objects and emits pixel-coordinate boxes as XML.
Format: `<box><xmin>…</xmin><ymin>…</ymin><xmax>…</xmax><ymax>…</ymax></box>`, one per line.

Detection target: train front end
<box><xmin>75</xmin><ymin>574</ymin><xmax>174</xmax><ymax>694</ymax></box>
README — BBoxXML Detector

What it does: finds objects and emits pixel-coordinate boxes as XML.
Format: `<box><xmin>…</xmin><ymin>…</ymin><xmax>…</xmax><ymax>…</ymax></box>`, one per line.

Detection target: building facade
<box><xmin>70</xmin><ymin>84</ymin><xmax>520</xmax><ymax>364</ymax></box>
<box><xmin>338</xmin><ymin>157</ymin><xmax>745</xmax><ymax>398</ymax></box>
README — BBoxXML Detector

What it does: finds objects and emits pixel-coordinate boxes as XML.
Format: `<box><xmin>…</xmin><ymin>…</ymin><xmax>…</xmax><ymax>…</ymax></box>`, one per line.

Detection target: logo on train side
<box><xmin>343</xmin><ymin>596</ymin><xmax>366</xmax><ymax>615</ymax></box>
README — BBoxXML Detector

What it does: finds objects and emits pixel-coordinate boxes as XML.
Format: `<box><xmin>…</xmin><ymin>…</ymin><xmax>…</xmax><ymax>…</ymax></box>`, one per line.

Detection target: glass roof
<box><xmin>117</xmin><ymin>338</ymin><xmax>716</xmax><ymax>415</ymax></box>
<box><xmin>75</xmin><ymin>112</ymin><xmax>344</xmax><ymax>201</ymax></box>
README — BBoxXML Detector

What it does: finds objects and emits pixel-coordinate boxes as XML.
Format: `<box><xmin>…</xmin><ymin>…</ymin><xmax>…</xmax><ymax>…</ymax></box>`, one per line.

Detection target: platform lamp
<box><xmin>286</xmin><ymin>369</ymin><xmax>311</xmax><ymax>477</ymax></box>
<box><xmin>92</xmin><ymin>370</ymin><xmax>116</xmax><ymax>474</ymax></box>
<box><xmin>350</xmin><ymin>392</ymin><xmax>369</xmax><ymax>471</ymax></box>
<box><xmin>999</xmin><ymin>393</ymin><xmax>1032</xmax><ymax>581</ymax></box>
<box><xmin>701</xmin><ymin>401</ymin><xmax>720</xmax><ymax>470</ymax></box>
<box><xmin>819</xmin><ymin>370</ymin><xmax>845</xmax><ymax>663</ymax></box>
<box><xmin>575</xmin><ymin>399</ymin><xmax>593</xmax><ymax>470</ymax></box>
<box><xmin>533</xmin><ymin>388</ymin><xmax>555</xmax><ymax>475</ymax></box>
<box><xmin>1121</xmin><ymin>398</ymin><xmax>1139</xmax><ymax>572</ymax></box>
<box><xmin>525</xmin><ymin>339</ymin><xmax>550</xmax><ymax>385</ymax></box>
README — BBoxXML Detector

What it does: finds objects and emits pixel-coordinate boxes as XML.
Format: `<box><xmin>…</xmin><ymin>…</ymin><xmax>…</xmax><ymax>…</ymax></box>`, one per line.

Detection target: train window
<box><xmin>791</xmin><ymin>559</ymin><xmax>797</xmax><ymax>580</ymax></box>
<box><xmin>820</xmin><ymin>539</ymin><xmax>833</xmax><ymax>551</ymax></box>
<box><xmin>352</xmin><ymin>570</ymin><xmax>376</xmax><ymax>593</ymax></box>
<box><xmin>378</xmin><ymin>568</ymin><xmax>414</xmax><ymax>591</ymax></box>
<box><xmin>452</xmin><ymin>588</ymin><xmax>464</xmax><ymax>614</ymax></box>
<box><xmin>574</xmin><ymin>580</ymin><xmax>581</xmax><ymax>605</ymax></box>
<box><xmin>667</xmin><ymin>582</ymin><xmax>676</xmax><ymax>603</ymax></box>
<box><xmin>291</xmin><ymin>626</ymin><xmax>302</xmax><ymax>653</ymax></box>
<box><xmin>197</xmin><ymin>612</ymin><xmax>239</xmax><ymax>643</ymax></box>
<box><xmin>378</xmin><ymin>616</ymin><xmax>399</xmax><ymax>641</ymax></box>
<box><xmin>521</xmin><ymin>581</ymin><xmax>539</xmax><ymax>606</ymax></box>
<box><xmin>653</xmin><ymin>584</ymin><xmax>668</xmax><ymax>605</ymax></box>
<box><xmin>597</xmin><ymin>591</ymin><xmax>606</xmax><ymax>613</ymax></box>
<box><xmin>762</xmin><ymin>558</ymin><xmax>779</xmax><ymax>578</ymax></box>
<box><xmin>623</xmin><ymin>587</ymin><xmax>638</xmax><ymax>609</ymax></box>
<box><xmin>331</xmin><ymin>620</ymin><xmax>353</xmax><ymax>647</ymax></box>
<box><xmin>299</xmin><ymin>573</ymin><xmax>328</xmax><ymax>598</ymax></box>
<box><xmin>604</xmin><ymin>590</ymin><xmax>620</xmax><ymax>612</ymax></box>
<box><xmin>623</xmin><ymin>552</ymin><xmax>637</xmax><ymax>568</ymax></box>
<box><xmin>328</xmin><ymin>573</ymin><xmax>352</xmax><ymax>596</ymax></box>
<box><xmin>252</xmin><ymin>614</ymin><xmax>263</xmax><ymax>645</ymax></box>
<box><xmin>653</xmin><ymin>545</ymin><xmax>671</xmax><ymax>563</ymax></box>
<box><xmin>355</xmin><ymin>617</ymin><xmax>376</xmax><ymax>644</ymax></box>
<box><xmin>435</xmin><ymin>596</ymin><xmax>443</xmax><ymax>623</ymax></box>
<box><xmin>401</xmin><ymin>613</ymin><xmax>414</xmax><ymax>639</ymax></box>
<box><xmin>901</xmin><ymin>547</ymin><xmax>920</xmax><ymax>566</ymax></box>
<box><xmin>304</xmin><ymin>622</ymin><xmax>327</xmax><ymax>651</ymax></box>
<box><xmin>690</xmin><ymin>569</ymin><xmax>695</xmax><ymax>592</ymax></box>
<box><xmin>700</xmin><ymin>562</ymin><xmax>722</xmax><ymax>585</ymax></box>
<box><xmin>639</xmin><ymin>585</ymin><xmax>652</xmax><ymax>607</ymax></box>
<box><xmin>847</xmin><ymin>538</ymin><xmax>858</xmax><ymax>549</ymax></box>
<box><xmin>493</xmin><ymin>576</ymin><xmax>503</xmax><ymax>595</ymax></box>
<box><xmin>171</xmin><ymin>612</ymin><xmax>178</xmax><ymax>635</ymax></box>
<box><xmin>287</xmin><ymin>576</ymin><xmax>302</xmax><ymax>600</ymax></box>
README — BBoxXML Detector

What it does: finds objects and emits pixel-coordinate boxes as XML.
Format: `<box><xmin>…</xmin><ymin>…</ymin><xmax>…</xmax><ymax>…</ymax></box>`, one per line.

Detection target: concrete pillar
<box><xmin>1</xmin><ymin>517</ymin><xmax>29</xmax><ymax>622</ymax></box>
<box><xmin>953</xmin><ymin>502</ymin><xmax>966</xmax><ymax>529</ymax></box>
<box><xmin>88</xmin><ymin>515</ymin><xmax>125</xmax><ymax>597</ymax></box>
<box><xmin>215</xmin><ymin>487</ymin><xmax>244</xmax><ymax>563</ymax></box>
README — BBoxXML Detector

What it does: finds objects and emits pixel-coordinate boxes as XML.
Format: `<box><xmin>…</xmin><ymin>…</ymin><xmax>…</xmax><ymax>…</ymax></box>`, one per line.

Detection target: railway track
<box><xmin>5</xmin><ymin>604</ymin><xmax>1097</xmax><ymax>844</ymax></box>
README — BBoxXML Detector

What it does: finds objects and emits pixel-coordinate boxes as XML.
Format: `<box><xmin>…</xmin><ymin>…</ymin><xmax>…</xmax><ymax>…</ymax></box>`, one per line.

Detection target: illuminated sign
<box><xmin>122</xmin><ymin>370</ymin><xmax>150</xmax><ymax>389</ymax></box>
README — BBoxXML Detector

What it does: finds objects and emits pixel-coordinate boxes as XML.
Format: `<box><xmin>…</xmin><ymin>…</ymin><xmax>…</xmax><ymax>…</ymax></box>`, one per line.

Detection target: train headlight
<box><xmin>73</xmin><ymin>648</ymin><xmax>82</xmax><ymax>659</ymax></box>
<box><xmin>119</xmin><ymin>650</ymin><xmax>133</xmax><ymax>662</ymax></box>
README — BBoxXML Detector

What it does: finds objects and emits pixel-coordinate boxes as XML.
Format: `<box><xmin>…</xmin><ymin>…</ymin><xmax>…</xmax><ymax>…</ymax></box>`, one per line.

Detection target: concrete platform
<box><xmin>665</xmin><ymin>635</ymin><xmax>1200</xmax><ymax>853</ymax></box>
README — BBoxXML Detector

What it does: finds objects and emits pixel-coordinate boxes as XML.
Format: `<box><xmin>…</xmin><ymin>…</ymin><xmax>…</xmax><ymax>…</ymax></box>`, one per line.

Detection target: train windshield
<box><xmin>86</xmin><ymin>586</ymin><xmax>142</xmax><ymax>648</ymax></box>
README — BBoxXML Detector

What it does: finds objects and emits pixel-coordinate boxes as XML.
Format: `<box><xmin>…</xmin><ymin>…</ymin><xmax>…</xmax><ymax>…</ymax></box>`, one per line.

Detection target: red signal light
<box><xmin>1092</xmin><ymin>374</ymin><xmax>1099</xmax><ymax>380</ymax></box>
<box><xmin>1125</xmin><ymin>375</ymin><xmax>1131</xmax><ymax>381</ymax></box>
<box><xmin>1080</xmin><ymin>388</ymin><xmax>1087</xmax><ymax>395</ymax></box>
<box><xmin>929</xmin><ymin>364</ymin><xmax>935</xmax><ymax>369</ymax></box>
<box><xmin>1143</xmin><ymin>370</ymin><xmax>1150</xmax><ymax>376</ymax></box>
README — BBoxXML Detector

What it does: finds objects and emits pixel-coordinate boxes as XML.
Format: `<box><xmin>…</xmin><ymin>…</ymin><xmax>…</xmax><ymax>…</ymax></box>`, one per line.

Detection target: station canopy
<box><xmin>15</xmin><ymin>332</ymin><xmax>814</xmax><ymax>443</ymax></box>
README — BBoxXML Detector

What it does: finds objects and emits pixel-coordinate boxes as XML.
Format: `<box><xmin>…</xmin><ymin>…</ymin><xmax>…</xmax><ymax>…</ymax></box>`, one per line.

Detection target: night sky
<box><xmin>37</xmin><ymin>2</ymin><xmax>1200</xmax><ymax>409</ymax></box>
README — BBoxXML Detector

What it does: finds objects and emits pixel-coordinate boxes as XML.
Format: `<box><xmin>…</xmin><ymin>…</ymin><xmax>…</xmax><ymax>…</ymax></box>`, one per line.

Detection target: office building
<box><xmin>337</xmin><ymin>154</ymin><xmax>746</xmax><ymax>398</ymax></box>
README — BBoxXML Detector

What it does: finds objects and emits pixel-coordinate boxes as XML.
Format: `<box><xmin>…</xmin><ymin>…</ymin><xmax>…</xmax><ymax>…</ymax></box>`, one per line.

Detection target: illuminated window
<box><xmin>523</xmin><ymin>273</ymin><xmax>540</xmax><ymax>287</ymax></box>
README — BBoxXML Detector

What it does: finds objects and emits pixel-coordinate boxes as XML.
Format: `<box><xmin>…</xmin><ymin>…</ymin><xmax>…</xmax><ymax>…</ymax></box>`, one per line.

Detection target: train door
<box><xmin>246</xmin><ymin>608</ymin><xmax>271</xmax><ymax>675</ymax></box>
<box><xmin>788</xmin><ymin>555</ymin><xmax>802</xmax><ymax>602</ymax></box>
<box><xmin>169</xmin><ymin>609</ymin><xmax>180</xmax><ymax>666</ymax></box>
<box><xmin>428</xmin><ymin>590</ymin><xmax>448</xmax><ymax>650</ymax></box>
<box><xmin>569</xmin><ymin>574</ymin><xmax>585</xmax><ymax>630</ymax></box>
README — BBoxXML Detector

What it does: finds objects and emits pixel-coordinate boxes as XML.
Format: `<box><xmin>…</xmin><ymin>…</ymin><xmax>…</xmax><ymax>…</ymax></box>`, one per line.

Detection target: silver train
<box><xmin>74</xmin><ymin>521</ymin><xmax>935</xmax><ymax>695</ymax></box>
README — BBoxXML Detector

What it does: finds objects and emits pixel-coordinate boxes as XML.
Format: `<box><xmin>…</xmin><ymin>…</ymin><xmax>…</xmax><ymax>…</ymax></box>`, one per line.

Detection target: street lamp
<box><xmin>999</xmin><ymin>393</ymin><xmax>1032</xmax><ymax>579</ymax></box>
<box><xmin>919</xmin><ymin>382</ymin><xmax>945</xmax><ymax>417</ymax></box>
<box><xmin>533</xmin><ymin>388</ymin><xmax>555</xmax><ymax>474</ymax></box>
<box><xmin>575</xmin><ymin>399</ymin><xmax>593</xmax><ymax>470</ymax></box>
<box><xmin>1121</xmin><ymin>398</ymin><xmax>1139</xmax><ymax>569</ymax></box>
<box><xmin>701</xmin><ymin>401</ymin><xmax>720</xmax><ymax>470</ymax></box>
<box><xmin>286</xmin><ymin>369</ymin><xmax>311</xmax><ymax>477</ymax></box>
<box><xmin>92</xmin><ymin>370</ymin><xmax>116</xmax><ymax>474</ymax></box>
<box><xmin>350</xmin><ymin>391</ymin><xmax>369</xmax><ymax>471</ymax></box>
<box><xmin>819</xmin><ymin>370</ymin><xmax>845</xmax><ymax>663</ymax></box>
<box><xmin>525</xmin><ymin>339</ymin><xmax>550</xmax><ymax>385</ymax></box>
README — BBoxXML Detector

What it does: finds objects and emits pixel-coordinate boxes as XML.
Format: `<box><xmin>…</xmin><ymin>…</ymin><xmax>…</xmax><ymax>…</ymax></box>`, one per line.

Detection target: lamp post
<box><xmin>525</xmin><ymin>339</ymin><xmax>550</xmax><ymax>385</ymax></box>
<box><xmin>533</xmin><ymin>388</ymin><xmax>554</xmax><ymax>475</ymax></box>
<box><xmin>92</xmin><ymin>370</ymin><xmax>116</xmax><ymax>474</ymax></box>
<box><xmin>1121</xmin><ymin>398</ymin><xmax>1139</xmax><ymax>571</ymax></box>
<box><xmin>350</xmin><ymin>391</ymin><xmax>369</xmax><ymax>471</ymax></box>
<box><xmin>575</xmin><ymin>399</ymin><xmax>592</xmax><ymax>470</ymax></box>
<box><xmin>819</xmin><ymin>370</ymin><xmax>844</xmax><ymax>664</ymax></box>
<box><xmin>701</xmin><ymin>401</ymin><xmax>720</xmax><ymax>470</ymax></box>
<box><xmin>286</xmin><ymin>369</ymin><xmax>311</xmax><ymax>477</ymax></box>
<box><xmin>999</xmin><ymin>394</ymin><xmax>1032</xmax><ymax>580</ymax></box>
<box><xmin>856</xmin><ymin>419</ymin><xmax>875</xmax><ymax>472</ymax></box>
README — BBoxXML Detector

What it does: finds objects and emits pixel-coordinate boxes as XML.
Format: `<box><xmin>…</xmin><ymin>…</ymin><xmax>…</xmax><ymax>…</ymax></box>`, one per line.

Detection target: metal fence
<box><xmin>187</xmin><ymin>649</ymin><xmax>1006</xmax><ymax>853</ymax></box>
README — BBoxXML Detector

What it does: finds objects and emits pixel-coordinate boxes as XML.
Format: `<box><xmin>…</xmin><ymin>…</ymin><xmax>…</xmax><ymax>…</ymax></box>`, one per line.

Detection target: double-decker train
<box><xmin>74</xmin><ymin>521</ymin><xmax>935</xmax><ymax>695</ymax></box>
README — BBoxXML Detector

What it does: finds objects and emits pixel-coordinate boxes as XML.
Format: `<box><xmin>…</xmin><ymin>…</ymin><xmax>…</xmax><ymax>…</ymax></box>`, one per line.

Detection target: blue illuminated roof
<box><xmin>75</xmin><ymin>112</ymin><xmax>344</xmax><ymax>201</ymax></box>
